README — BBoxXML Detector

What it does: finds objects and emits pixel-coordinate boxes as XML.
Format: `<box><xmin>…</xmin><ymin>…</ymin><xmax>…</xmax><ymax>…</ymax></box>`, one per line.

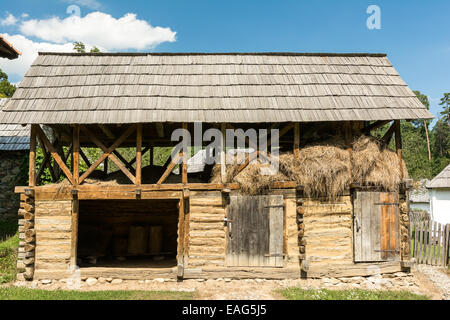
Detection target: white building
<box><xmin>410</xmin><ymin>179</ymin><xmax>430</xmax><ymax>213</ymax></box>
<box><xmin>427</xmin><ymin>164</ymin><xmax>450</xmax><ymax>225</ymax></box>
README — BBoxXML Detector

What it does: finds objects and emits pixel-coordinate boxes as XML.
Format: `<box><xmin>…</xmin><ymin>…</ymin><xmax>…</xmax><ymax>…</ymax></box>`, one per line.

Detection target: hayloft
<box><xmin>0</xmin><ymin>52</ymin><xmax>433</xmax><ymax>281</ymax></box>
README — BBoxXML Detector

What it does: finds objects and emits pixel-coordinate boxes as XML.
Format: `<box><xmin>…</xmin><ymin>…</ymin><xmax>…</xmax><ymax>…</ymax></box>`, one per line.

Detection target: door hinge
<box><xmin>374</xmin><ymin>250</ymin><xmax>400</xmax><ymax>253</ymax></box>
<box><xmin>264</xmin><ymin>205</ymin><xmax>284</xmax><ymax>208</ymax></box>
<box><xmin>264</xmin><ymin>253</ymin><xmax>286</xmax><ymax>257</ymax></box>
<box><xmin>374</xmin><ymin>203</ymin><xmax>400</xmax><ymax>206</ymax></box>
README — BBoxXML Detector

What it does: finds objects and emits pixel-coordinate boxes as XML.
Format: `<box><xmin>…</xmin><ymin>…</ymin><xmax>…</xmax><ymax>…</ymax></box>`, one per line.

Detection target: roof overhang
<box><xmin>0</xmin><ymin>35</ymin><xmax>21</xmax><ymax>60</ymax></box>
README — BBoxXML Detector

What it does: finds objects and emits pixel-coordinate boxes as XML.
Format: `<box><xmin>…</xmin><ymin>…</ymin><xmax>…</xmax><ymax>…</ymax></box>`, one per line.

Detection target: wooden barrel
<box><xmin>127</xmin><ymin>226</ymin><xmax>147</xmax><ymax>255</ymax></box>
<box><xmin>148</xmin><ymin>226</ymin><xmax>163</xmax><ymax>255</ymax></box>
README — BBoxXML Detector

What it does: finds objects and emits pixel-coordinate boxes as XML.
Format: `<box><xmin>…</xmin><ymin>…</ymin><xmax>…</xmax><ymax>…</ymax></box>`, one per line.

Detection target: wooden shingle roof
<box><xmin>427</xmin><ymin>164</ymin><xmax>450</xmax><ymax>189</ymax></box>
<box><xmin>0</xmin><ymin>52</ymin><xmax>433</xmax><ymax>124</ymax></box>
<box><xmin>0</xmin><ymin>99</ymin><xmax>29</xmax><ymax>151</ymax></box>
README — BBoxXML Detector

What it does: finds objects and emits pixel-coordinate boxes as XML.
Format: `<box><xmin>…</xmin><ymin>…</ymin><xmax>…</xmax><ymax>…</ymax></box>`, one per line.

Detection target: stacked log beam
<box><xmin>17</xmin><ymin>193</ymin><xmax>36</xmax><ymax>281</ymax></box>
<box><xmin>296</xmin><ymin>191</ymin><xmax>308</xmax><ymax>273</ymax></box>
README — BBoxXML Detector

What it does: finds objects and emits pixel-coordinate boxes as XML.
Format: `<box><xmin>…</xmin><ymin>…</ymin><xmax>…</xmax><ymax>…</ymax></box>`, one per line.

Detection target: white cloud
<box><xmin>19</xmin><ymin>12</ymin><xmax>176</xmax><ymax>50</ymax></box>
<box><xmin>21</xmin><ymin>13</ymin><xmax>29</xmax><ymax>19</ymax></box>
<box><xmin>63</xmin><ymin>0</ymin><xmax>102</xmax><ymax>10</ymax></box>
<box><xmin>1</xmin><ymin>13</ymin><xmax>18</xmax><ymax>26</ymax></box>
<box><xmin>0</xmin><ymin>33</ymin><xmax>73</xmax><ymax>78</ymax></box>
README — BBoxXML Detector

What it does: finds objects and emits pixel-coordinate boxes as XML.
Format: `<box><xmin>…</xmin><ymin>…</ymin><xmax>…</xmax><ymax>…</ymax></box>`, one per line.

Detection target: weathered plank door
<box><xmin>353</xmin><ymin>192</ymin><xmax>400</xmax><ymax>262</ymax></box>
<box><xmin>227</xmin><ymin>195</ymin><xmax>284</xmax><ymax>267</ymax></box>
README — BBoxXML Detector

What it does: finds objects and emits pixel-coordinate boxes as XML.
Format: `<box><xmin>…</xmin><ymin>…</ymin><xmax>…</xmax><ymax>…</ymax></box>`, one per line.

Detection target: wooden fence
<box><xmin>410</xmin><ymin>219</ymin><xmax>450</xmax><ymax>267</ymax></box>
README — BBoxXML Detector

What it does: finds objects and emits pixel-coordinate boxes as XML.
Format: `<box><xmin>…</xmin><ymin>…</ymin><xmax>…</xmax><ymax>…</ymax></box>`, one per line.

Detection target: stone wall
<box><xmin>0</xmin><ymin>151</ymin><xmax>27</xmax><ymax>219</ymax></box>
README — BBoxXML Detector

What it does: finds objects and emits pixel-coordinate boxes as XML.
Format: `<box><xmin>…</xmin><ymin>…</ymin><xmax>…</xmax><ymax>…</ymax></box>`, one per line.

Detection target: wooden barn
<box><xmin>0</xmin><ymin>52</ymin><xmax>433</xmax><ymax>281</ymax></box>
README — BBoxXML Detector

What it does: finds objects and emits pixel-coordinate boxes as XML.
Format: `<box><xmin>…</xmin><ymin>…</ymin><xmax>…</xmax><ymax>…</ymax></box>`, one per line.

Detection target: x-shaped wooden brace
<box><xmin>79</xmin><ymin>124</ymin><xmax>137</xmax><ymax>184</ymax></box>
<box><xmin>35</xmin><ymin>125</ymin><xmax>75</xmax><ymax>185</ymax></box>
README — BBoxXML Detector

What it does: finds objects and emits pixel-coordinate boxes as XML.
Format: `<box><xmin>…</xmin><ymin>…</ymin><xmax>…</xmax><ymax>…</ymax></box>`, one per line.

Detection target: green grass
<box><xmin>0</xmin><ymin>232</ymin><xmax>19</xmax><ymax>284</ymax></box>
<box><xmin>0</xmin><ymin>287</ymin><xmax>196</xmax><ymax>300</ymax></box>
<box><xmin>277</xmin><ymin>288</ymin><xmax>429</xmax><ymax>300</ymax></box>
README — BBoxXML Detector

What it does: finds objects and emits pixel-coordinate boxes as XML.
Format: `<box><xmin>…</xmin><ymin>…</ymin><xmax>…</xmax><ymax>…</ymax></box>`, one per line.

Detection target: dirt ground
<box><xmin>11</xmin><ymin>265</ymin><xmax>450</xmax><ymax>300</ymax></box>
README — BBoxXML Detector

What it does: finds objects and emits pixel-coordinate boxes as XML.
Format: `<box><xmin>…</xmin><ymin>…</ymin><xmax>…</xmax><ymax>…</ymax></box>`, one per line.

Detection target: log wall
<box><xmin>302</xmin><ymin>196</ymin><xmax>354</xmax><ymax>268</ymax></box>
<box><xmin>34</xmin><ymin>200</ymin><xmax>73</xmax><ymax>275</ymax></box>
<box><xmin>186</xmin><ymin>191</ymin><xmax>227</xmax><ymax>267</ymax></box>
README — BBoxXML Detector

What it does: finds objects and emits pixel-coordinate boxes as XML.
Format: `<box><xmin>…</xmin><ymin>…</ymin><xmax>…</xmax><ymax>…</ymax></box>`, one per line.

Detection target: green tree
<box><xmin>439</xmin><ymin>93</ymin><xmax>450</xmax><ymax>125</ymax></box>
<box><xmin>0</xmin><ymin>68</ymin><xmax>16</xmax><ymax>98</ymax></box>
<box><xmin>73</xmin><ymin>42</ymin><xmax>101</xmax><ymax>53</ymax></box>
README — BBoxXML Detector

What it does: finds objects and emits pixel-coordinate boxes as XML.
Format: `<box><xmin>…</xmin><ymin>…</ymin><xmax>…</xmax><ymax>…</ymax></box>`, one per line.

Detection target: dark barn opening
<box><xmin>77</xmin><ymin>199</ymin><xmax>179</xmax><ymax>269</ymax></box>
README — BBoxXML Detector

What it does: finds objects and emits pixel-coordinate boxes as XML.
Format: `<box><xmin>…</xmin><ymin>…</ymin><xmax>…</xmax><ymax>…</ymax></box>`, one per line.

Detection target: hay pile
<box><xmin>211</xmin><ymin>135</ymin><xmax>408</xmax><ymax>197</ymax></box>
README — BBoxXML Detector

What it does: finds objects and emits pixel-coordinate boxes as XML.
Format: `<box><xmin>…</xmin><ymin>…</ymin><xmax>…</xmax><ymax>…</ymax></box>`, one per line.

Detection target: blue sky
<box><xmin>1</xmin><ymin>0</ymin><xmax>449</xmax><ymax>123</ymax></box>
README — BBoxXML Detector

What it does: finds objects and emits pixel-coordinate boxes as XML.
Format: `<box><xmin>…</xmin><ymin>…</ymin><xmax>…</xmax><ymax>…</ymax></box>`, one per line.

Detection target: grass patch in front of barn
<box><xmin>0</xmin><ymin>287</ymin><xmax>196</xmax><ymax>300</ymax></box>
<box><xmin>0</xmin><ymin>218</ymin><xmax>19</xmax><ymax>284</ymax></box>
<box><xmin>277</xmin><ymin>288</ymin><xmax>429</xmax><ymax>300</ymax></box>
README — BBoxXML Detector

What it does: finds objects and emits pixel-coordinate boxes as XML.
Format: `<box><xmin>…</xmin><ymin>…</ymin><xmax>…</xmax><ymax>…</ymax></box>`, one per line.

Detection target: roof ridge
<box><xmin>37</xmin><ymin>52</ymin><xmax>388</xmax><ymax>57</ymax></box>
<box><xmin>427</xmin><ymin>164</ymin><xmax>450</xmax><ymax>188</ymax></box>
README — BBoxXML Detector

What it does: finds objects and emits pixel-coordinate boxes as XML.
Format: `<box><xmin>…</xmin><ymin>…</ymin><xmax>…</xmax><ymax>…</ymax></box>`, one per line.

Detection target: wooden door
<box><xmin>227</xmin><ymin>195</ymin><xmax>284</xmax><ymax>267</ymax></box>
<box><xmin>353</xmin><ymin>192</ymin><xmax>400</xmax><ymax>262</ymax></box>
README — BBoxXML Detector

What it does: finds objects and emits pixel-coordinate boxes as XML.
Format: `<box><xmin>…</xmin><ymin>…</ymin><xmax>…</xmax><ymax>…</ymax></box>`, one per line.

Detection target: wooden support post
<box><xmin>70</xmin><ymin>190</ymin><xmax>79</xmax><ymax>271</ymax></box>
<box><xmin>220</xmin><ymin>124</ymin><xmax>226</xmax><ymax>183</ymax></box>
<box><xmin>177</xmin><ymin>192</ymin><xmax>186</xmax><ymax>279</ymax></box>
<box><xmin>29</xmin><ymin>125</ymin><xmax>37</xmax><ymax>187</ymax></box>
<box><xmin>73</xmin><ymin>125</ymin><xmax>80</xmax><ymax>185</ymax></box>
<box><xmin>150</xmin><ymin>146</ymin><xmax>154</xmax><ymax>166</ymax></box>
<box><xmin>182</xmin><ymin>123</ymin><xmax>188</xmax><ymax>184</ymax></box>
<box><xmin>394</xmin><ymin>120</ymin><xmax>404</xmax><ymax>181</ymax></box>
<box><xmin>345</xmin><ymin>121</ymin><xmax>353</xmax><ymax>182</ymax></box>
<box><xmin>294</xmin><ymin>123</ymin><xmax>300</xmax><ymax>159</ymax></box>
<box><xmin>136</xmin><ymin>124</ymin><xmax>142</xmax><ymax>186</ymax></box>
<box><xmin>382</xmin><ymin>122</ymin><xmax>396</xmax><ymax>145</ymax></box>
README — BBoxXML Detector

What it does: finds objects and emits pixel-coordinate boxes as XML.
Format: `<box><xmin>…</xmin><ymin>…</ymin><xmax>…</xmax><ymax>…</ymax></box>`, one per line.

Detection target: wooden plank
<box><xmin>269</xmin><ymin>195</ymin><xmax>284</xmax><ymax>267</ymax></box>
<box><xmin>388</xmin><ymin>193</ymin><xmax>399</xmax><ymax>261</ymax></box>
<box><xmin>362</xmin><ymin>120</ymin><xmax>391</xmax><ymax>133</ymax></box>
<box><xmin>79</xmin><ymin>148</ymin><xmax>92</xmax><ymax>168</ymax></box>
<box><xmin>35</xmin><ymin>125</ymin><xmax>75</xmax><ymax>185</ymax></box>
<box><xmin>394</xmin><ymin>120</ymin><xmax>404</xmax><ymax>181</ymax></box>
<box><xmin>380</xmin><ymin>193</ymin><xmax>389</xmax><ymax>260</ymax></box>
<box><xmin>29</xmin><ymin>125</ymin><xmax>37</xmax><ymax>187</ymax></box>
<box><xmin>418</xmin><ymin>221</ymin><xmax>424</xmax><ymax>264</ymax></box>
<box><xmin>73</xmin><ymin>125</ymin><xmax>80</xmax><ymax>185</ymax></box>
<box><xmin>414</xmin><ymin>220</ymin><xmax>419</xmax><ymax>260</ymax></box>
<box><xmin>177</xmin><ymin>194</ymin><xmax>185</xmax><ymax>276</ymax></box>
<box><xmin>431</xmin><ymin>221</ymin><xmax>436</xmax><ymax>265</ymax></box>
<box><xmin>136</xmin><ymin>124</ymin><xmax>142</xmax><ymax>185</ymax></box>
<box><xmin>370</xmin><ymin>192</ymin><xmax>382</xmax><ymax>261</ymax></box>
<box><xmin>353</xmin><ymin>192</ymin><xmax>363</xmax><ymax>262</ymax></box>
<box><xmin>382</xmin><ymin>123</ymin><xmax>396</xmax><ymax>144</ymax></box>
<box><xmin>437</xmin><ymin>223</ymin><xmax>442</xmax><ymax>266</ymax></box>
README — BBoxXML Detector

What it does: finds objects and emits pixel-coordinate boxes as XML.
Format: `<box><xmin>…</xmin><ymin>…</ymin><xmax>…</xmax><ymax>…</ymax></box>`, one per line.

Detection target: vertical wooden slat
<box><xmin>136</xmin><ymin>124</ymin><xmax>142</xmax><ymax>186</ymax></box>
<box><xmin>394</xmin><ymin>120</ymin><xmax>404</xmax><ymax>181</ymax></box>
<box><xmin>269</xmin><ymin>195</ymin><xmax>284</xmax><ymax>267</ymax></box>
<box><xmin>177</xmin><ymin>193</ymin><xmax>185</xmax><ymax>276</ymax></box>
<box><xmin>29</xmin><ymin>125</ymin><xmax>37</xmax><ymax>187</ymax></box>
<box><xmin>424</xmin><ymin>220</ymin><xmax>429</xmax><ymax>264</ymax></box>
<box><xmin>73</xmin><ymin>125</ymin><xmax>80</xmax><ymax>185</ymax></box>
<box><xmin>414</xmin><ymin>220</ymin><xmax>419</xmax><ymax>260</ymax></box>
<box><xmin>418</xmin><ymin>221</ymin><xmax>424</xmax><ymax>264</ymax></box>
<box><xmin>380</xmin><ymin>193</ymin><xmax>389</xmax><ymax>260</ymax></box>
<box><xmin>431</xmin><ymin>221</ymin><xmax>436</xmax><ymax>265</ymax></box>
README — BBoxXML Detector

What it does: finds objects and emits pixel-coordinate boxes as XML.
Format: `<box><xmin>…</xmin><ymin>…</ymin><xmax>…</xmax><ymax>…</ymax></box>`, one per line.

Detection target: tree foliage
<box><xmin>0</xmin><ymin>68</ymin><xmax>16</xmax><ymax>98</ymax></box>
<box><xmin>73</xmin><ymin>42</ymin><xmax>101</xmax><ymax>53</ymax></box>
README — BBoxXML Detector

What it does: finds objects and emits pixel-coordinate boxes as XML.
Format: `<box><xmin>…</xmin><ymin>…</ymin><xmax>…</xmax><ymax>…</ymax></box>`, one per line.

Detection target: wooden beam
<box><xmin>29</xmin><ymin>125</ymin><xmax>37</xmax><ymax>187</ymax></box>
<box><xmin>98</xmin><ymin>124</ymin><xmax>115</xmax><ymax>139</ymax></box>
<box><xmin>157</xmin><ymin>153</ymin><xmax>182</xmax><ymax>185</ymax></box>
<box><xmin>294</xmin><ymin>123</ymin><xmax>300</xmax><ymax>159</ymax></box>
<box><xmin>182</xmin><ymin>123</ymin><xmax>188</xmax><ymax>184</ymax></box>
<box><xmin>79</xmin><ymin>148</ymin><xmax>92</xmax><ymax>168</ymax></box>
<box><xmin>36</xmin><ymin>149</ymin><xmax>51</xmax><ymax>185</ymax></box>
<box><xmin>345</xmin><ymin>121</ymin><xmax>353</xmax><ymax>182</ymax></box>
<box><xmin>136</xmin><ymin>124</ymin><xmax>142</xmax><ymax>185</ymax></box>
<box><xmin>73</xmin><ymin>125</ymin><xmax>80</xmax><ymax>185</ymax></box>
<box><xmin>394</xmin><ymin>120</ymin><xmax>404</xmax><ymax>181</ymax></box>
<box><xmin>363</xmin><ymin>120</ymin><xmax>391</xmax><ymax>133</ymax></box>
<box><xmin>156</xmin><ymin>123</ymin><xmax>165</xmax><ymax>138</ymax></box>
<box><xmin>382</xmin><ymin>123</ymin><xmax>396</xmax><ymax>145</ymax></box>
<box><xmin>79</xmin><ymin>125</ymin><xmax>136</xmax><ymax>184</ymax></box>
<box><xmin>70</xmin><ymin>192</ymin><xmax>79</xmax><ymax>270</ymax></box>
<box><xmin>177</xmin><ymin>192</ymin><xmax>186</xmax><ymax>278</ymax></box>
<box><xmin>112</xmin><ymin>150</ymin><xmax>134</xmax><ymax>172</ymax></box>
<box><xmin>35</xmin><ymin>125</ymin><xmax>75</xmax><ymax>185</ymax></box>
<box><xmin>220</xmin><ymin>124</ymin><xmax>226</xmax><ymax>183</ymax></box>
